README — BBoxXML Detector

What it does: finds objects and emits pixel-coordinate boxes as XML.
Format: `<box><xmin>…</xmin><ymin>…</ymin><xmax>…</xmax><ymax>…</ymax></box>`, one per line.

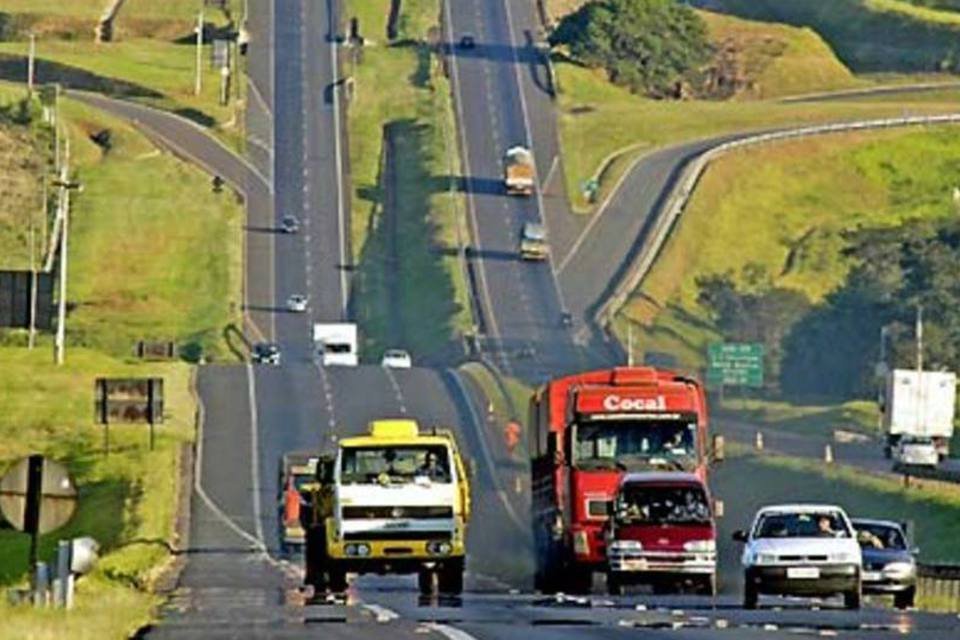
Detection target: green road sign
<box><xmin>707</xmin><ymin>342</ymin><xmax>764</xmax><ymax>387</ymax></box>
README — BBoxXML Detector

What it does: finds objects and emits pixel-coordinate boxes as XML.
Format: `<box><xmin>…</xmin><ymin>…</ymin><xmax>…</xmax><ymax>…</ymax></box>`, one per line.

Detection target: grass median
<box><xmin>0</xmin><ymin>84</ymin><xmax>242</xmax><ymax>637</ymax></box>
<box><xmin>345</xmin><ymin>0</ymin><xmax>472</xmax><ymax>361</ymax></box>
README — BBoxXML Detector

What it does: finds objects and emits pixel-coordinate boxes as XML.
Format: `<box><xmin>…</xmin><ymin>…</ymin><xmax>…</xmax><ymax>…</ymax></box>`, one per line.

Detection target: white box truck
<box><xmin>313</xmin><ymin>323</ymin><xmax>358</xmax><ymax>367</ymax></box>
<box><xmin>883</xmin><ymin>369</ymin><xmax>956</xmax><ymax>460</ymax></box>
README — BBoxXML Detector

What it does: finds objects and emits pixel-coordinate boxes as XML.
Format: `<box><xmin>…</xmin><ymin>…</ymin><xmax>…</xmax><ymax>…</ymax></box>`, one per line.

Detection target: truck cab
<box><xmin>606</xmin><ymin>473</ymin><xmax>716</xmax><ymax>595</ymax></box>
<box><xmin>519</xmin><ymin>223</ymin><xmax>549</xmax><ymax>261</ymax></box>
<box><xmin>313</xmin><ymin>323</ymin><xmax>359</xmax><ymax>367</ymax></box>
<box><xmin>504</xmin><ymin>145</ymin><xmax>535</xmax><ymax>196</ymax></box>
<box><xmin>301</xmin><ymin>420</ymin><xmax>470</xmax><ymax>596</ymax></box>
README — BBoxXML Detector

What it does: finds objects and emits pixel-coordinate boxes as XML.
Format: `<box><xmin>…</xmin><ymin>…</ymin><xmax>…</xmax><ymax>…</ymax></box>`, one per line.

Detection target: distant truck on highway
<box><xmin>504</xmin><ymin>146</ymin><xmax>535</xmax><ymax>196</ymax></box>
<box><xmin>882</xmin><ymin>369</ymin><xmax>956</xmax><ymax>461</ymax></box>
<box><xmin>606</xmin><ymin>472</ymin><xmax>717</xmax><ymax>596</ymax></box>
<box><xmin>529</xmin><ymin>366</ymin><xmax>720</xmax><ymax>594</ymax></box>
<box><xmin>313</xmin><ymin>323</ymin><xmax>358</xmax><ymax>367</ymax></box>
<box><xmin>299</xmin><ymin>419</ymin><xmax>471</xmax><ymax>596</ymax></box>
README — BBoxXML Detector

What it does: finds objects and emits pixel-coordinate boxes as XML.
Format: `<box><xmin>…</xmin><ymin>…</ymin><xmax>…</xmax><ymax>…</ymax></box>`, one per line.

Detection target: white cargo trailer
<box><xmin>883</xmin><ymin>369</ymin><xmax>956</xmax><ymax>459</ymax></box>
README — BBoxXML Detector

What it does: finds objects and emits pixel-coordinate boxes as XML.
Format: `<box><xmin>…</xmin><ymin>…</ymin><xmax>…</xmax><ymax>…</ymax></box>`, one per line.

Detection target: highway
<box><xmin>67</xmin><ymin>1</ymin><xmax>960</xmax><ymax>638</ymax></box>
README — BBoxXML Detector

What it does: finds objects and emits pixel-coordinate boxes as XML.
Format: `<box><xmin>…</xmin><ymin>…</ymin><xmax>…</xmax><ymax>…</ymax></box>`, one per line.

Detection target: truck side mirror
<box><xmin>710</xmin><ymin>435</ymin><xmax>725</xmax><ymax>464</ymax></box>
<box><xmin>732</xmin><ymin>529</ymin><xmax>748</xmax><ymax>543</ymax></box>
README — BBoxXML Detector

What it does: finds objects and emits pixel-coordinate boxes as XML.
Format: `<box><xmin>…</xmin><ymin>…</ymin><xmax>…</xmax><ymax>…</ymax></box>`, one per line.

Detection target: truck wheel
<box><xmin>303</xmin><ymin>527</ymin><xmax>327</xmax><ymax>591</ymax></box>
<box><xmin>327</xmin><ymin>563</ymin><xmax>348</xmax><ymax>594</ymax></box>
<box><xmin>894</xmin><ymin>587</ymin><xmax>916</xmax><ymax>610</ymax></box>
<box><xmin>418</xmin><ymin>569</ymin><xmax>436</xmax><ymax>596</ymax></box>
<box><xmin>743</xmin><ymin>578</ymin><xmax>758</xmax><ymax>610</ymax></box>
<box><xmin>606</xmin><ymin>573</ymin><xmax>623</xmax><ymax>596</ymax></box>
<box><xmin>438</xmin><ymin>561</ymin><xmax>465</xmax><ymax>595</ymax></box>
<box><xmin>564</xmin><ymin>568</ymin><xmax>593</xmax><ymax>595</ymax></box>
<box><xmin>698</xmin><ymin>574</ymin><xmax>717</xmax><ymax>597</ymax></box>
<box><xmin>843</xmin><ymin>585</ymin><xmax>861</xmax><ymax>610</ymax></box>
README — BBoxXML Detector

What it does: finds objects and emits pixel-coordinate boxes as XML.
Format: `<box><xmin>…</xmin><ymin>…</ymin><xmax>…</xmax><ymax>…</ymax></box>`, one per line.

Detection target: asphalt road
<box><xmin>445</xmin><ymin>0</ymin><xmax>613</xmax><ymax>382</ymax></box>
<box><xmin>70</xmin><ymin>1</ymin><xmax>960</xmax><ymax>638</ymax></box>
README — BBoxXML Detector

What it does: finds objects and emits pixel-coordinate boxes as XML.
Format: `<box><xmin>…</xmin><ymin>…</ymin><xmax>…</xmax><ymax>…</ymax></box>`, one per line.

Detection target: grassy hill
<box><xmin>694</xmin><ymin>0</ymin><xmax>960</xmax><ymax>72</ymax></box>
<box><xmin>616</xmin><ymin>126</ymin><xmax>960</xmax><ymax>371</ymax></box>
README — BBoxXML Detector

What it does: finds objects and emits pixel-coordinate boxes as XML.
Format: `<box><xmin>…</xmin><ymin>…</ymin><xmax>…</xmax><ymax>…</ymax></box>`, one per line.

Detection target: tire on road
<box><xmin>843</xmin><ymin>584</ymin><xmax>862</xmax><ymax>610</ymax></box>
<box><xmin>743</xmin><ymin>578</ymin><xmax>758</xmax><ymax>610</ymax></box>
<box><xmin>418</xmin><ymin>568</ymin><xmax>436</xmax><ymax>596</ymax></box>
<box><xmin>894</xmin><ymin>586</ymin><xmax>916</xmax><ymax>610</ymax></box>
<box><xmin>438</xmin><ymin>559</ymin><xmax>465</xmax><ymax>595</ymax></box>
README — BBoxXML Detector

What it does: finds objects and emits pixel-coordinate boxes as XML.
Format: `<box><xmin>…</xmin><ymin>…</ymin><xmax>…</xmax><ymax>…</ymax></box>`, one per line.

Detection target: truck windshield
<box><xmin>616</xmin><ymin>485</ymin><xmax>710</xmax><ymax>525</ymax></box>
<box><xmin>340</xmin><ymin>446</ymin><xmax>451</xmax><ymax>484</ymax></box>
<box><xmin>573</xmin><ymin>419</ymin><xmax>698</xmax><ymax>471</ymax></box>
<box><xmin>325</xmin><ymin>343</ymin><xmax>352</xmax><ymax>354</ymax></box>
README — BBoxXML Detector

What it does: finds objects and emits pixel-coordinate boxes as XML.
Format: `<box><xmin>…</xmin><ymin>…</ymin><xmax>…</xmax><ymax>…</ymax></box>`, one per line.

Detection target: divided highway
<box><xmin>71</xmin><ymin>1</ymin><xmax>960</xmax><ymax>638</ymax></box>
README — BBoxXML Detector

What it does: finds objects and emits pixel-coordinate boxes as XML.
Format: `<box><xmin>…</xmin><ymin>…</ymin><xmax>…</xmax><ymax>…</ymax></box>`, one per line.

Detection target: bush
<box><xmin>550</xmin><ymin>0</ymin><xmax>712</xmax><ymax>98</ymax></box>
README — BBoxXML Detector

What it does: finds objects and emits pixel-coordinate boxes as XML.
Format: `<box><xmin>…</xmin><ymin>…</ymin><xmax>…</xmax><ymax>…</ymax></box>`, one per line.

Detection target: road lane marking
<box><xmin>443</xmin><ymin>0</ymin><xmax>504</xmax><ymax>352</ymax></box>
<box><xmin>329</xmin><ymin>0</ymin><xmax>349</xmax><ymax>320</ymax></box>
<box><xmin>194</xmin><ymin>379</ymin><xmax>267</xmax><ymax>552</ymax></box>
<box><xmin>314</xmin><ymin>361</ymin><xmax>338</xmax><ymax>432</ymax></box>
<box><xmin>446</xmin><ymin>369</ymin><xmax>526</xmax><ymax>533</ymax></box>
<box><xmin>362</xmin><ymin>603</ymin><xmax>400</xmax><ymax>623</ymax></box>
<box><xmin>247</xmin><ymin>364</ymin><xmax>267</xmax><ymax>546</ymax></box>
<box><xmin>384</xmin><ymin>367</ymin><xmax>409</xmax><ymax>414</ymax></box>
<box><xmin>424</xmin><ymin>623</ymin><xmax>479</xmax><ymax>640</ymax></box>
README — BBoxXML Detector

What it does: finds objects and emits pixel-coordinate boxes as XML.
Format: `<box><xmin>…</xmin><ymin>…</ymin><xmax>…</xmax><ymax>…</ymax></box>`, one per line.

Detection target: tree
<box><xmin>550</xmin><ymin>0</ymin><xmax>712</xmax><ymax>97</ymax></box>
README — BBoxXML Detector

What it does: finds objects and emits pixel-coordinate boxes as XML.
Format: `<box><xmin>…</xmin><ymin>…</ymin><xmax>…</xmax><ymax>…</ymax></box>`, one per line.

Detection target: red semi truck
<box><xmin>529</xmin><ymin>366</ymin><xmax>718</xmax><ymax>594</ymax></box>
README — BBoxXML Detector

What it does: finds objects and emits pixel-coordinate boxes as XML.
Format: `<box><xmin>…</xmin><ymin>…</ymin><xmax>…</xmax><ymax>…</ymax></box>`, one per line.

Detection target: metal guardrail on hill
<box><xmin>595</xmin><ymin>113</ymin><xmax>960</xmax><ymax>329</ymax></box>
<box><xmin>918</xmin><ymin>563</ymin><xmax>960</xmax><ymax>612</ymax></box>
<box><xmin>893</xmin><ymin>462</ymin><xmax>960</xmax><ymax>485</ymax></box>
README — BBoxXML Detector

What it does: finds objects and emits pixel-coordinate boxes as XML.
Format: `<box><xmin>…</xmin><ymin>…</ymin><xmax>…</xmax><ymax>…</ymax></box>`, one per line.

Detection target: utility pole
<box><xmin>27</xmin><ymin>33</ymin><xmax>36</xmax><ymax>95</ymax></box>
<box><xmin>916</xmin><ymin>304</ymin><xmax>925</xmax><ymax>436</ymax></box>
<box><xmin>53</xmin><ymin>140</ymin><xmax>81</xmax><ymax>366</ymax></box>
<box><xmin>195</xmin><ymin>9</ymin><xmax>204</xmax><ymax>96</ymax></box>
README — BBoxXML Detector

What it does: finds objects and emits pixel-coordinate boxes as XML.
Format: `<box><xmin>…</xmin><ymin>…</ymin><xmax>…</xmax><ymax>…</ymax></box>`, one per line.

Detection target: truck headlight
<box><xmin>356</xmin><ymin>544</ymin><xmax>371</xmax><ymax>557</ymax></box>
<box><xmin>345</xmin><ymin>544</ymin><xmax>358</xmax><ymax>556</ymax></box>
<box><xmin>883</xmin><ymin>561</ymin><xmax>916</xmax><ymax>579</ymax></box>
<box><xmin>427</xmin><ymin>541</ymin><xmax>453</xmax><ymax>555</ymax></box>
<box><xmin>754</xmin><ymin>553</ymin><xmax>777</xmax><ymax>566</ymax></box>
<box><xmin>611</xmin><ymin>540</ymin><xmax>642</xmax><ymax>551</ymax></box>
<box><xmin>573</xmin><ymin>531</ymin><xmax>590</xmax><ymax>555</ymax></box>
<box><xmin>683</xmin><ymin>540</ymin><xmax>716</xmax><ymax>553</ymax></box>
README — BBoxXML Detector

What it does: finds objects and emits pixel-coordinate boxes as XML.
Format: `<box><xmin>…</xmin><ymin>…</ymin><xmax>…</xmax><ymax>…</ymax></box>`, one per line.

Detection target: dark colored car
<box><xmin>280</xmin><ymin>215</ymin><xmax>300</xmax><ymax>234</ymax></box>
<box><xmin>459</xmin><ymin>34</ymin><xmax>476</xmax><ymax>49</ymax></box>
<box><xmin>252</xmin><ymin>342</ymin><xmax>281</xmax><ymax>365</ymax></box>
<box><xmin>852</xmin><ymin>518</ymin><xmax>917</xmax><ymax>609</ymax></box>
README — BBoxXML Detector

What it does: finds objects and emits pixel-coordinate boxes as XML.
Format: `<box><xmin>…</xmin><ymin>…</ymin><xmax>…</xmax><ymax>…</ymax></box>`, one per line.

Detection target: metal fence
<box><xmin>596</xmin><ymin>113</ymin><xmax>960</xmax><ymax>328</ymax></box>
<box><xmin>918</xmin><ymin>564</ymin><xmax>960</xmax><ymax>612</ymax></box>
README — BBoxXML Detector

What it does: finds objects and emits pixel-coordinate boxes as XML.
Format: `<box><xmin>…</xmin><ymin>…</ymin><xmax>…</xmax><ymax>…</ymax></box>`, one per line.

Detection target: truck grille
<box><xmin>342</xmin><ymin>506</ymin><xmax>453</xmax><ymax>519</ymax></box>
<box><xmin>343</xmin><ymin>531</ymin><xmax>453</xmax><ymax>541</ymax></box>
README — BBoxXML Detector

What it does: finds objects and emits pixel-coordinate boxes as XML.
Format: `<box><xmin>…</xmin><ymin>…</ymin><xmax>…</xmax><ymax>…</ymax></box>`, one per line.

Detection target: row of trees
<box><xmin>697</xmin><ymin>217</ymin><xmax>960</xmax><ymax>399</ymax></box>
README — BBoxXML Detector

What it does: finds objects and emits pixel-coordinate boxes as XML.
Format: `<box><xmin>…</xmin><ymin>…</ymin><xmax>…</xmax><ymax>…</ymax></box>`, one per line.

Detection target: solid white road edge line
<box><xmin>247</xmin><ymin>363</ymin><xmax>267</xmax><ymax>546</ymax></box>
<box><xmin>361</xmin><ymin>603</ymin><xmax>401</xmax><ymax>623</ymax></box>
<box><xmin>424</xmin><ymin>622</ymin><xmax>481</xmax><ymax>640</ymax></box>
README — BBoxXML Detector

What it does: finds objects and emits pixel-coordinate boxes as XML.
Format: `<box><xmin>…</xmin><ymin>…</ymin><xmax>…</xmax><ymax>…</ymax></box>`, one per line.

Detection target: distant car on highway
<box><xmin>252</xmin><ymin>342</ymin><xmax>281</xmax><ymax>366</ymax></box>
<box><xmin>286</xmin><ymin>294</ymin><xmax>309</xmax><ymax>313</ymax></box>
<box><xmin>458</xmin><ymin>34</ymin><xmax>476</xmax><ymax>49</ymax></box>
<box><xmin>734</xmin><ymin>504</ymin><xmax>862</xmax><ymax>610</ymax></box>
<box><xmin>381</xmin><ymin>349</ymin><xmax>412</xmax><ymax>369</ymax></box>
<box><xmin>894</xmin><ymin>436</ymin><xmax>939</xmax><ymax>467</ymax></box>
<box><xmin>280</xmin><ymin>215</ymin><xmax>300</xmax><ymax>234</ymax></box>
<box><xmin>852</xmin><ymin>518</ymin><xmax>917</xmax><ymax>609</ymax></box>
<box><xmin>519</xmin><ymin>222</ymin><xmax>548</xmax><ymax>261</ymax></box>
<box><xmin>278</xmin><ymin>452</ymin><xmax>318</xmax><ymax>553</ymax></box>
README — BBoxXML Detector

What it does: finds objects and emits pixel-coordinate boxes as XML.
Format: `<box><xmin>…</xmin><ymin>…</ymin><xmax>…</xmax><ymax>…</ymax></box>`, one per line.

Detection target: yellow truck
<box><xmin>504</xmin><ymin>146</ymin><xmax>535</xmax><ymax>196</ymax></box>
<box><xmin>300</xmin><ymin>419</ymin><xmax>471</xmax><ymax>595</ymax></box>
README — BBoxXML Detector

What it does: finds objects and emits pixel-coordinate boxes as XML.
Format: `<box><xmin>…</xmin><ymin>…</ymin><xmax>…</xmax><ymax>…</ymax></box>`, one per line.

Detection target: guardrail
<box><xmin>918</xmin><ymin>563</ymin><xmax>960</xmax><ymax>612</ymax></box>
<box><xmin>594</xmin><ymin>114</ymin><xmax>960</xmax><ymax>329</ymax></box>
<box><xmin>893</xmin><ymin>462</ymin><xmax>960</xmax><ymax>485</ymax></box>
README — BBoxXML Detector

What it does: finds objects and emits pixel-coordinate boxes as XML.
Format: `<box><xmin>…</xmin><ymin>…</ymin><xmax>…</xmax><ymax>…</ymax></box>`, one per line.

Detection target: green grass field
<box><xmin>557</xmin><ymin>60</ymin><xmax>960</xmax><ymax>213</ymax></box>
<box><xmin>0</xmin><ymin>104</ymin><xmax>47</xmax><ymax>270</ymax></box>
<box><xmin>617</xmin><ymin>126</ymin><xmax>960</xmax><ymax>372</ymax></box>
<box><xmin>700</xmin><ymin>10</ymin><xmax>862</xmax><ymax>100</ymax></box>
<box><xmin>0</xmin><ymin>0</ymin><xmax>242</xmax><ymax>148</ymax></box>
<box><xmin>346</xmin><ymin>0</ymin><xmax>472</xmax><ymax>360</ymax></box>
<box><xmin>0</xmin><ymin>84</ymin><xmax>241</xmax><ymax>636</ymax></box>
<box><xmin>695</xmin><ymin>0</ymin><xmax>960</xmax><ymax>72</ymax></box>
